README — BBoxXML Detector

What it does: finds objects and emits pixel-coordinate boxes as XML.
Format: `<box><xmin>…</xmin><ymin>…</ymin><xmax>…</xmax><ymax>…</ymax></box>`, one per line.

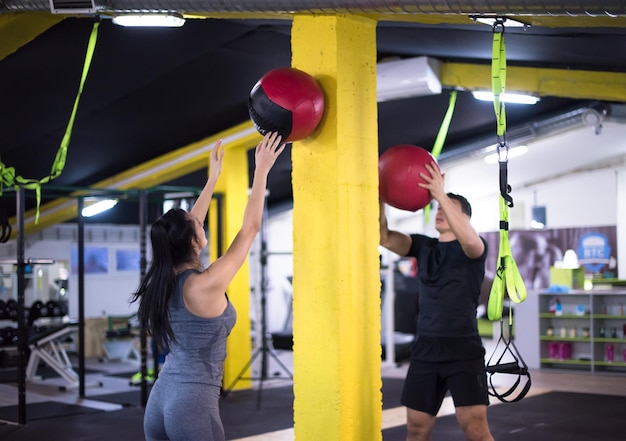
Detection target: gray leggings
<box><xmin>144</xmin><ymin>378</ymin><xmax>224</xmax><ymax>441</ymax></box>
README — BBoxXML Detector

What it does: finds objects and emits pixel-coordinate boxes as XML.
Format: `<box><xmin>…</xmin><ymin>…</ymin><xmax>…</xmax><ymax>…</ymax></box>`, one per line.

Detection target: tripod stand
<box><xmin>222</xmin><ymin>203</ymin><xmax>292</xmax><ymax>409</ymax></box>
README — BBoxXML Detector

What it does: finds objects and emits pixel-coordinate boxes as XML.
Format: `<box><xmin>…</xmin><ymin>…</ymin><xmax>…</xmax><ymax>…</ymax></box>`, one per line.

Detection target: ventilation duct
<box><xmin>48</xmin><ymin>0</ymin><xmax>95</xmax><ymax>14</ymax></box>
<box><xmin>2</xmin><ymin>1</ymin><xmax>626</xmax><ymax>15</ymax></box>
<box><xmin>437</xmin><ymin>102</ymin><xmax>626</xmax><ymax>164</ymax></box>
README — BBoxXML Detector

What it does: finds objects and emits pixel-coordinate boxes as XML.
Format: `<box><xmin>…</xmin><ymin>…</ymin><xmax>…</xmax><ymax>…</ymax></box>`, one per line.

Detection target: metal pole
<box><xmin>138</xmin><ymin>190</ymin><xmax>149</xmax><ymax>406</ymax></box>
<box><xmin>77</xmin><ymin>197</ymin><xmax>86</xmax><ymax>398</ymax></box>
<box><xmin>15</xmin><ymin>186</ymin><xmax>27</xmax><ymax>425</ymax></box>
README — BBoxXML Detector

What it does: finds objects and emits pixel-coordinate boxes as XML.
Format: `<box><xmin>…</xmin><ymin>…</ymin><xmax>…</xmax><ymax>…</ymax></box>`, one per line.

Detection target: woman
<box><xmin>132</xmin><ymin>132</ymin><xmax>285</xmax><ymax>441</ymax></box>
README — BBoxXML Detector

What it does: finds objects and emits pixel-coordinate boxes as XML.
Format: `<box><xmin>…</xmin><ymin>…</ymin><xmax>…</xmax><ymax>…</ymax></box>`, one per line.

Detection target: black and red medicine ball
<box><xmin>379</xmin><ymin>145</ymin><xmax>441</xmax><ymax>212</ymax></box>
<box><xmin>248</xmin><ymin>67</ymin><xmax>325</xmax><ymax>142</ymax></box>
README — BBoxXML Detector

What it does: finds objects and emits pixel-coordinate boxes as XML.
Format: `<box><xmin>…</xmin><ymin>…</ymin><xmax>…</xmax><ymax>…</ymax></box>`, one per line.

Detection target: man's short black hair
<box><xmin>447</xmin><ymin>193</ymin><xmax>472</xmax><ymax>218</ymax></box>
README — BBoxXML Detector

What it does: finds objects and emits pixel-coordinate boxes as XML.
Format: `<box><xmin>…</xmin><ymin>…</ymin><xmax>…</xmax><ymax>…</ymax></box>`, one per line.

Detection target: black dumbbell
<box><xmin>46</xmin><ymin>300</ymin><xmax>63</xmax><ymax>317</ymax></box>
<box><xmin>0</xmin><ymin>327</ymin><xmax>17</xmax><ymax>346</ymax></box>
<box><xmin>6</xmin><ymin>299</ymin><xmax>17</xmax><ymax>321</ymax></box>
<box><xmin>32</xmin><ymin>300</ymin><xmax>48</xmax><ymax>317</ymax></box>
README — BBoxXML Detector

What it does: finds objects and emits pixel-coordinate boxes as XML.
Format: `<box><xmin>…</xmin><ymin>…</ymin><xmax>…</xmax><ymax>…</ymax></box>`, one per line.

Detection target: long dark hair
<box><xmin>130</xmin><ymin>208</ymin><xmax>197</xmax><ymax>353</ymax></box>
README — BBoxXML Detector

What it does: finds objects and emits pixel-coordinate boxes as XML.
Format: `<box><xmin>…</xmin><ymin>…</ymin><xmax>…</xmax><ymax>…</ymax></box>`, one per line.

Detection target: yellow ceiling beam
<box><xmin>0</xmin><ymin>12</ymin><xmax>65</xmax><ymax>61</ymax></box>
<box><xmin>10</xmin><ymin>121</ymin><xmax>261</xmax><ymax>238</ymax></box>
<box><xmin>441</xmin><ymin>62</ymin><xmax>626</xmax><ymax>102</ymax></box>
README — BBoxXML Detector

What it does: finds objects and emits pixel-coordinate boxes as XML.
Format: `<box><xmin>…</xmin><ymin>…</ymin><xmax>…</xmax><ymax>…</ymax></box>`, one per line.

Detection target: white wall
<box><xmin>467</xmin><ymin>167</ymin><xmax>618</xmax><ymax>232</ymax></box>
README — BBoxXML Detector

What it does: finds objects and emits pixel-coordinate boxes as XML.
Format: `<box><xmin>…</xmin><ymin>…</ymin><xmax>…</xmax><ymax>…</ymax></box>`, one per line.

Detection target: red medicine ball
<box><xmin>379</xmin><ymin>145</ymin><xmax>440</xmax><ymax>212</ymax></box>
<box><xmin>248</xmin><ymin>67</ymin><xmax>325</xmax><ymax>142</ymax></box>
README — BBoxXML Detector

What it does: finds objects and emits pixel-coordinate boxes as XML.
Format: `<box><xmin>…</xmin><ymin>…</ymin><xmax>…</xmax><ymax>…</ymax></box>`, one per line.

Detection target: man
<box><xmin>379</xmin><ymin>161</ymin><xmax>494</xmax><ymax>441</ymax></box>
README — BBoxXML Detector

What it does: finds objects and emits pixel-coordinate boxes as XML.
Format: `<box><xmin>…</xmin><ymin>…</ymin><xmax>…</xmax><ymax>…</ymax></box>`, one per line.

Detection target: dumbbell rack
<box><xmin>1</xmin><ymin>256</ymin><xmax>56</xmax><ymax>425</ymax></box>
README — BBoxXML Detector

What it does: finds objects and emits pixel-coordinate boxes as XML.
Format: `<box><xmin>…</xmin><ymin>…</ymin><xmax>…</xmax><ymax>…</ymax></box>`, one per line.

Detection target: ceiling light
<box><xmin>81</xmin><ymin>199</ymin><xmax>119</xmax><ymax>217</ymax></box>
<box><xmin>484</xmin><ymin>145</ymin><xmax>528</xmax><ymax>164</ymax></box>
<box><xmin>470</xmin><ymin>16</ymin><xmax>528</xmax><ymax>28</ymax></box>
<box><xmin>472</xmin><ymin>91</ymin><xmax>540</xmax><ymax>105</ymax></box>
<box><xmin>377</xmin><ymin>56</ymin><xmax>442</xmax><ymax>102</ymax></box>
<box><xmin>112</xmin><ymin>14</ymin><xmax>186</xmax><ymax>28</ymax></box>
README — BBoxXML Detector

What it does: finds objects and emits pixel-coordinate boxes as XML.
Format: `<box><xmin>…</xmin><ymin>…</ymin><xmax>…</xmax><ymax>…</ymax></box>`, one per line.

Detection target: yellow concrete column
<box><xmin>291</xmin><ymin>15</ymin><xmax>382</xmax><ymax>441</ymax></box>
<box><xmin>210</xmin><ymin>144</ymin><xmax>254</xmax><ymax>390</ymax></box>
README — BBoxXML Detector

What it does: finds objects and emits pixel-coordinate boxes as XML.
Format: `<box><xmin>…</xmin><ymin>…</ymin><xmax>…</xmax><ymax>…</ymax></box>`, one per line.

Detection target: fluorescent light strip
<box><xmin>81</xmin><ymin>199</ymin><xmax>118</xmax><ymax>217</ymax></box>
<box><xmin>472</xmin><ymin>91</ymin><xmax>540</xmax><ymax>105</ymax></box>
<box><xmin>112</xmin><ymin>14</ymin><xmax>186</xmax><ymax>28</ymax></box>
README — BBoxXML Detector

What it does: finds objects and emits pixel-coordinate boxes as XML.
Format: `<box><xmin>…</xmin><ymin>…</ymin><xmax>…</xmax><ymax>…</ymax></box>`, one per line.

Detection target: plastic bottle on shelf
<box><xmin>549</xmin><ymin>342</ymin><xmax>558</xmax><ymax>358</ymax></box>
<box><xmin>555</xmin><ymin>298</ymin><xmax>563</xmax><ymax>316</ymax></box>
<box><xmin>607</xmin><ymin>344</ymin><xmax>614</xmax><ymax>362</ymax></box>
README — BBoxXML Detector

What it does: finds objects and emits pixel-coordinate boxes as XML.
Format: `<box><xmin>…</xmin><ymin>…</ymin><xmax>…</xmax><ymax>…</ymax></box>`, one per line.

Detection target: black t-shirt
<box><xmin>407</xmin><ymin>234</ymin><xmax>488</xmax><ymax>362</ymax></box>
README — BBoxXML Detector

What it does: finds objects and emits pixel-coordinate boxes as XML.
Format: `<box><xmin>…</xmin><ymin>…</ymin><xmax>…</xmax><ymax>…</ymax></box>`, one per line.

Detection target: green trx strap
<box><xmin>484</xmin><ymin>20</ymin><xmax>530</xmax><ymax>404</ymax></box>
<box><xmin>424</xmin><ymin>89</ymin><xmax>457</xmax><ymax>223</ymax></box>
<box><xmin>487</xmin><ymin>181</ymin><xmax>527</xmax><ymax>320</ymax></box>
<box><xmin>487</xmin><ymin>22</ymin><xmax>527</xmax><ymax>321</ymax></box>
<box><xmin>491</xmin><ymin>30</ymin><xmax>507</xmax><ymax>139</ymax></box>
<box><xmin>0</xmin><ymin>21</ymin><xmax>100</xmax><ymax>223</ymax></box>
<box><xmin>431</xmin><ymin>90</ymin><xmax>457</xmax><ymax>159</ymax></box>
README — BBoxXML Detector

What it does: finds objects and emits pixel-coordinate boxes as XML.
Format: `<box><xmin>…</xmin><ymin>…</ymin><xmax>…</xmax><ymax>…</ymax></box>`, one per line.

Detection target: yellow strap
<box><xmin>424</xmin><ymin>90</ymin><xmax>457</xmax><ymax>223</ymax></box>
<box><xmin>488</xmin><ymin>195</ymin><xmax>527</xmax><ymax>321</ymax></box>
<box><xmin>492</xmin><ymin>31</ymin><xmax>507</xmax><ymax>137</ymax></box>
<box><xmin>487</xmin><ymin>27</ymin><xmax>526</xmax><ymax>321</ymax></box>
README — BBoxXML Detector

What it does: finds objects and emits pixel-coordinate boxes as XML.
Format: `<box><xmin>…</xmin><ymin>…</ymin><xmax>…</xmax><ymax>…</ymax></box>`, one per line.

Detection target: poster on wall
<box><xmin>71</xmin><ymin>246</ymin><xmax>109</xmax><ymax>274</ymax></box>
<box><xmin>116</xmin><ymin>249</ymin><xmax>140</xmax><ymax>271</ymax></box>
<box><xmin>483</xmin><ymin>225</ymin><xmax>618</xmax><ymax>290</ymax></box>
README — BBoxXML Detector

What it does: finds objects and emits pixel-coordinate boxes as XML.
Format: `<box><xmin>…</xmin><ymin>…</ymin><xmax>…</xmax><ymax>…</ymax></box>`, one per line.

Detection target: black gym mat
<box><xmin>221</xmin><ymin>384</ymin><xmax>295</xmax><ymax>439</ymax></box>
<box><xmin>89</xmin><ymin>390</ymin><xmax>144</xmax><ymax>407</ymax></box>
<box><xmin>0</xmin><ymin>366</ymin><xmax>99</xmax><ymax>383</ymax></box>
<box><xmin>0</xmin><ymin>401</ymin><xmax>102</xmax><ymax>423</ymax></box>
<box><xmin>220</xmin><ymin>377</ymin><xmax>405</xmax><ymax>439</ymax></box>
<box><xmin>382</xmin><ymin>391</ymin><xmax>626</xmax><ymax>441</ymax></box>
<box><xmin>0</xmin><ymin>406</ymin><xmax>144</xmax><ymax>441</ymax></box>
<box><xmin>101</xmin><ymin>370</ymin><xmax>138</xmax><ymax>379</ymax></box>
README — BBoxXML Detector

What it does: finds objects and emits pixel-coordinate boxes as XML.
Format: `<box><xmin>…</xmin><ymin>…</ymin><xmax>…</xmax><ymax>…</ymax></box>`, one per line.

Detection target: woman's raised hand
<box><xmin>255</xmin><ymin>132</ymin><xmax>285</xmax><ymax>175</ymax></box>
<box><xmin>209</xmin><ymin>139</ymin><xmax>225</xmax><ymax>181</ymax></box>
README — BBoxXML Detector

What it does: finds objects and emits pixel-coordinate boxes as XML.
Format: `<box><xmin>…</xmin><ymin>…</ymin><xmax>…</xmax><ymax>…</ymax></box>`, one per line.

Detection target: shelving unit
<box><xmin>539</xmin><ymin>289</ymin><xmax>626</xmax><ymax>373</ymax></box>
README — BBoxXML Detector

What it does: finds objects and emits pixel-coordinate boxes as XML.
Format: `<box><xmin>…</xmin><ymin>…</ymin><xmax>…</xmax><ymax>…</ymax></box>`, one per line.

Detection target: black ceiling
<box><xmin>1</xmin><ymin>14</ymin><xmax>626</xmax><ymax>226</ymax></box>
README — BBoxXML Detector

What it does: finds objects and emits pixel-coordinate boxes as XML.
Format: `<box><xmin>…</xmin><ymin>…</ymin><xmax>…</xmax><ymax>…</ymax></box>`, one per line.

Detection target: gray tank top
<box><xmin>158</xmin><ymin>269</ymin><xmax>237</xmax><ymax>387</ymax></box>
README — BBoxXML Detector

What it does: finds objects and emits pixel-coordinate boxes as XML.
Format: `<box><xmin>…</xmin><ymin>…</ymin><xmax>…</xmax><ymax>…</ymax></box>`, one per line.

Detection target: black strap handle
<box><xmin>498</xmin><ymin>153</ymin><xmax>514</xmax><ymax>208</ymax></box>
<box><xmin>486</xmin><ymin>319</ymin><xmax>532</xmax><ymax>403</ymax></box>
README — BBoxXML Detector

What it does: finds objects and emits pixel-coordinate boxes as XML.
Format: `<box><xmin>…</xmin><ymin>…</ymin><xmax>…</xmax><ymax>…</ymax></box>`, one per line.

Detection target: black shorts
<box><xmin>401</xmin><ymin>358</ymin><xmax>489</xmax><ymax>416</ymax></box>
